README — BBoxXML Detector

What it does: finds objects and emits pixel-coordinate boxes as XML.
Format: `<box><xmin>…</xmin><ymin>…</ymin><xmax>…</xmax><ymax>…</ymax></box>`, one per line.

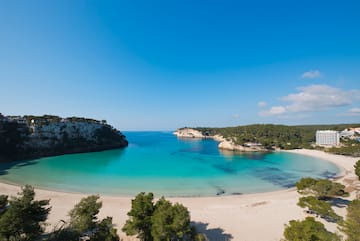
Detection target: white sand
<box><xmin>0</xmin><ymin>149</ymin><xmax>359</xmax><ymax>241</ymax></box>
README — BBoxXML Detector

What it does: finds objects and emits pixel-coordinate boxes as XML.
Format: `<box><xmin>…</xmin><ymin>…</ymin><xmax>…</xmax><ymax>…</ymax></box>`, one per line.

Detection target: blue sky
<box><xmin>0</xmin><ymin>0</ymin><xmax>359</xmax><ymax>130</ymax></box>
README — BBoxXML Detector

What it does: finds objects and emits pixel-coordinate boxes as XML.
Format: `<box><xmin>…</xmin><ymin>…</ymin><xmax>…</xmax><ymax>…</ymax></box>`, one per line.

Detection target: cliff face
<box><xmin>173</xmin><ymin>128</ymin><xmax>205</xmax><ymax>138</ymax></box>
<box><xmin>174</xmin><ymin>128</ymin><xmax>267</xmax><ymax>152</ymax></box>
<box><xmin>0</xmin><ymin>115</ymin><xmax>128</xmax><ymax>162</ymax></box>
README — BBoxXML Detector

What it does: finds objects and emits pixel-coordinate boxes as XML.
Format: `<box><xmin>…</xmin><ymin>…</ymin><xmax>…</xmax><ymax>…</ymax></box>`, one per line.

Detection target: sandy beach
<box><xmin>0</xmin><ymin>149</ymin><xmax>359</xmax><ymax>241</ymax></box>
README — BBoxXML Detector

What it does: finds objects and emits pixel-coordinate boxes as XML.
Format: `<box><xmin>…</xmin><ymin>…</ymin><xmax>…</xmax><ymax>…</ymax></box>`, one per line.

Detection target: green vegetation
<box><xmin>295</xmin><ymin>177</ymin><xmax>347</xmax><ymax>224</ymax></box>
<box><xmin>49</xmin><ymin>195</ymin><xmax>119</xmax><ymax>241</ymax></box>
<box><xmin>90</xmin><ymin>217</ymin><xmax>119</xmax><ymax>241</ymax></box>
<box><xmin>285</xmin><ymin>177</ymin><xmax>349</xmax><ymax>240</ymax></box>
<box><xmin>94</xmin><ymin>125</ymin><xmax>127</xmax><ymax>146</ymax></box>
<box><xmin>290</xmin><ymin>163</ymin><xmax>360</xmax><ymax>241</ymax></box>
<box><xmin>151</xmin><ymin>197</ymin><xmax>191</xmax><ymax>241</ymax></box>
<box><xmin>0</xmin><ymin>186</ymin><xmax>119</xmax><ymax>241</ymax></box>
<box><xmin>68</xmin><ymin>195</ymin><xmax>103</xmax><ymax>233</ymax></box>
<box><xmin>5</xmin><ymin>183</ymin><xmax>360</xmax><ymax>241</ymax></box>
<box><xmin>0</xmin><ymin>185</ymin><xmax>51</xmax><ymax>241</ymax></box>
<box><xmin>283</xmin><ymin>217</ymin><xmax>341</xmax><ymax>241</ymax></box>
<box><xmin>296</xmin><ymin>177</ymin><xmax>347</xmax><ymax>199</ymax></box>
<box><xmin>24</xmin><ymin>115</ymin><xmax>62</xmax><ymax>126</ymax></box>
<box><xmin>122</xmin><ymin>192</ymin><xmax>154</xmax><ymax>240</ymax></box>
<box><xmin>328</xmin><ymin>142</ymin><xmax>360</xmax><ymax>157</ymax></box>
<box><xmin>192</xmin><ymin>123</ymin><xmax>360</xmax><ymax>154</ymax></box>
<box><xmin>354</xmin><ymin>160</ymin><xmax>360</xmax><ymax>180</ymax></box>
<box><xmin>0</xmin><ymin>195</ymin><xmax>7</xmax><ymax>210</ymax></box>
<box><xmin>122</xmin><ymin>192</ymin><xmax>198</xmax><ymax>241</ymax></box>
<box><xmin>298</xmin><ymin>196</ymin><xmax>341</xmax><ymax>222</ymax></box>
<box><xmin>340</xmin><ymin>199</ymin><xmax>360</xmax><ymax>241</ymax></box>
<box><xmin>295</xmin><ymin>177</ymin><xmax>318</xmax><ymax>193</ymax></box>
<box><xmin>193</xmin><ymin>233</ymin><xmax>209</xmax><ymax>241</ymax></box>
<box><xmin>0</xmin><ymin>187</ymin><xmax>205</xmax><ymax>241</ymax></box>
<box><xmin>24</xmin><ymin>115</ymin><xmax>102</xmax><ymax>126</ymax></box>
<box><xmin>195</xmin><ymin>124</ymin><xmax>316</xmax><ymax>149</ymax></box>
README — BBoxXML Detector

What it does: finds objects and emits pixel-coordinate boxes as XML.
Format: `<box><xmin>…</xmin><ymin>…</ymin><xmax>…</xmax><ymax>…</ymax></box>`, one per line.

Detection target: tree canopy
<box><xmin>339</xmin><ymin>199</ymin><xmax>360</xmax><ymax>241</ymax></box>
<box><xmin>69</xmin><ymin>195</ymin><xmax>102</xmax><ymax>233</ymax></box>
<box><xmin>1</xmin><ymin>189</ymin><xmax>198</xmax><ymax>241</ymax></box>
<box><xmin>151</xmin><ymin>197</ymin><xmax>191</xmax><ymax>241</ymax></box>
<box><xmin>296</xmin><ymin>177</ymin><xmax>347</xmax><ymax>199</ymax></box>
<box><xmin>0</xmin><ymin>195</ymin><xmax>8</xmax><ymax>211</ymax></box>
<box><xmin>123</xmin><ymin>192</ymin><xmax>194</xmax><ymax>241</ymax></box>
<box><xmin>122</xmin><ymin>192</ymin><xmax>155</xmax><ymax>240</ymax></box>
<box><xmin>0</xmin><ymin>185</ymin><xmax>51</xmax><ymax>241</ymax></box>
<box><xmin>298</xmin><ymin>196</ymin><xmax>341</xmax><ymax>222</ymax></box>
<box><xmin>49</xmin><ymin>195</ymin><xmax>119</xmax><ymax>241</ymax></box>
<box><xmin>194</xmin><ymin>123</ymin><xmax>359</xmax><ymax>150</ymax></box>
<box><xmin>283</xmin><ymin>217</ymin><xmax>341</xmax><ymax>241</ymax></box>
<box><xmin>354</xmin><ymin>160</ymin><xmax>360</xmax><ymax>180</ymax></box>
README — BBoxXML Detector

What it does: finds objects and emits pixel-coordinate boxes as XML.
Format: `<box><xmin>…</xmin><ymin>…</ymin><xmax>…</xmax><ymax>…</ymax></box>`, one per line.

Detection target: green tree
<box><xmin>296</xmin><ymin>177</ymin><xmax>318</xmax><ymax>195</ymax></box>
<box><xmin>339</xmin><ymin>199</ymin><xmax>360</xmax><ymax>241</ymax></box>
<box><xmin>354</xmin><ymin>160</ymin><xmax>360</xmax><ymax>180</ymax></box>
<box><xmin>123</xmin><ymin>193</ymin><xmax>198</xmax><ymax>241</ymax></box>
<box><xmin>122</xmin><ymin>192</ymin><xmax>155</xmax><ymax>241</ymax></box>
<box><xmin>69</xmin><ymin>195</ymin><xmax>102</xmax><ymax>233</ymax></box>
<box><xmin>283</xmin><ymin>217</ymin><xmax>341</xmax><ymax>241</ymax></box>
<box><xmin>298</xmin><ymin>196</ymin><xmax>341</xmax><ymax>222</ymax></box>
<box><xmin>194</xmin><ymin>123</ymin><xmax>360</xmax><ymax>152</ymax></box>
<box><xmin>90</xmin><ymin>217</ymin><xmax>119</xmax><ymax>241</ymax></box>
<box><xmin>151</xmin><ymin>197</ymin><xmax>191</xmax><ymax>241</ymax></box>
<box><xmin>313</xmin><ymin>179</ymin><xmax>347</xmax><ymax>199</ymax></box>
<box><xmin>47</xmin><ymin>226</ymin><xmax>79</xmax><ymax>241</ymax></box>
<box><xmin>193</xmin><ymin>232</ymin><xmax>209</xmax><ymax>241</ymax></box>
<box><xmin>0</xmin><ymin>195</ymin><xmax>8</xmax><ymax>211</ymax></box>
<box><xmin>49</xmin><ymin>195</ymin><xmax>119</xmax><ymax>241</ymax></box>
<box><xmin>296</xmin><ymin>178</ymin><xmax>347</xmax><ymax>199</ymax></box>
<box><xmin>0</xmin><ymin>185</ymin><xmax>51</xmax><ymax>241</ymax></box>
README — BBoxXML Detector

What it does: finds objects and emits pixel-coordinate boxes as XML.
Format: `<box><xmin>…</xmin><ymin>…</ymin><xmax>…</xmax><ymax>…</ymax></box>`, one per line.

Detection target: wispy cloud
<box><xmin>301</xmin><ymin>70</ymin><xmax>321</xmax><ymax>79</ymax></box>
<box><xmin>347</xmin><ymin>108</ymin><xmax>360</xmax><ymax>116</ymax></box>
<box><xmin>283</xmin><ymin>85</ymin><xmax>353</xmax><ymax>112</ymax></box>
<box><xmin>259</xmin><ymin>84</ymin><xmax>359</xmax><ymax>116</ymax></box>
<box><xmin>259</xmin><ymin>106</ymin><xmax>286</xmax><ymax>116</ymax></box>
<box><xmin>258</xmin><ymin>101</ymin><xmax>267</xmax><ymax>107</ymax></box>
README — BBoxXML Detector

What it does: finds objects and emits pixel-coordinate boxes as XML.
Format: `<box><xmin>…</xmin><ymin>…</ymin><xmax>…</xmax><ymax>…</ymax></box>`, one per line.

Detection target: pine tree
<box><xmin>0</xmin><ymin>185</ymin><xmax>51</xmax><ymax>240</ymax></box>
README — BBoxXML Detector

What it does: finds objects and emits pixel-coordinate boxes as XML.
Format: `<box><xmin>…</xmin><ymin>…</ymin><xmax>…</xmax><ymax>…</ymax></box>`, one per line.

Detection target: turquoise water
<box><xmin>0</xmin><ymin>132</ymin><xmax>340</xmax><ymax>196</ymax></box>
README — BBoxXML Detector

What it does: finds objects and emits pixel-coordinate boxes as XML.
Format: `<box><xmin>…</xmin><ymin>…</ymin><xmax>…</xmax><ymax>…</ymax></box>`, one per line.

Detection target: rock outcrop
<box><xmin>217</xmin><ymin>139</ymin><xmax>266</xmax><ymax>152</ymax></box>
<box><xmin>173</xmin><ymin>128</ymin><xmax>205</xmax><ymax>138</ymax></box>
<box><xmin>0</xmin><ymin>115</ymin><xmax>128</xmax><ymax>162</ymax></box>
<box><xmin>174</xmin><ymin>128</ymin><xmax>267</xmax><ymax>152</ymax></box>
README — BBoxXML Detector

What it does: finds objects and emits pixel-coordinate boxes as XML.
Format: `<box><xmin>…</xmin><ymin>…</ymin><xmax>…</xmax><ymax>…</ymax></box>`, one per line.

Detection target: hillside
<box><xmin>177</xmin><ymin>124</ymin><xmax>360</xmax><ymax>156</ymax></box>
<box><xmin>0</xmin><ymin>114</ymin><xmax>128</xmax><ymax>162</ymax></box>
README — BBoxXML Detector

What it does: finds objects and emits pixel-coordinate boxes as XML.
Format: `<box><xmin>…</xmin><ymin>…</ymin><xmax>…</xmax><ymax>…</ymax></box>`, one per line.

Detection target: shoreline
<box><xmin>283</xmin><ymin>149</ymin><xmax>356</xmax><ymax>179</ymax></box>
<box><xmin>0</xmin><ymin>149</ymin><xmax>359</xmax><ymax>240</ymax></box>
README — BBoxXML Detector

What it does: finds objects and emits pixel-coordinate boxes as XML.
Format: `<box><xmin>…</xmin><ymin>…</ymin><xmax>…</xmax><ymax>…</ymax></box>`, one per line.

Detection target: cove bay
<box><xmin>0</xmin><ymin>132</ymin><xmax>339</xmax><ymax>197</ymax></box>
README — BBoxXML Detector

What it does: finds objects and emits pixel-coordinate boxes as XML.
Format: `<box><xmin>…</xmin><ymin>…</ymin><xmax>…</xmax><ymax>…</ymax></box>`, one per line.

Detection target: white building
<box><xmin>316</xmin><ymin>130</ymin><xmax>340</xmax><ymax>146</ymax></box>
<box><xmin>340</xmin><ymin>129</ymin><xmax>355</xmax><ymax>138</ymax></box>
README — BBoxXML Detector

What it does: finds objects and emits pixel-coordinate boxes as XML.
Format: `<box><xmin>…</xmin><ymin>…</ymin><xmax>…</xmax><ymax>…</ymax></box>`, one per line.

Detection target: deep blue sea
<box><xmin>0</xmin><ymin>132</ymin><xmax>340</xmax><ymax>196</ymax></box>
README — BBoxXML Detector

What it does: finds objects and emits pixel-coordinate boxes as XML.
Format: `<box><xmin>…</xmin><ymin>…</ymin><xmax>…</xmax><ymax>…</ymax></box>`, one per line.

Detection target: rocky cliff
<box><xmin>173</xmin><ymin>128</ymin><xmax>205</xmax><ymax>138</ymax></box>
<box><xmin>174</xmin><ymin>128</ymin><xmax>267</xmax><ymax>152</ymax></box>
<box><xmin>0</xmin><ymin>115</ymin><xmax>128</xmax><ymax>162</ymax></box>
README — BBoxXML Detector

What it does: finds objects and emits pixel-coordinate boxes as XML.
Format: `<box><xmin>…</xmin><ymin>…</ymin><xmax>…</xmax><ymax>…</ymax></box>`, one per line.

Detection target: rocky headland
<box><xmin>175</xmin><ymin>123</ymin><xmax>360</xmax><ymax>156</ymax></box>
<box><xmin>173</xmin><ymin>128</ymin><xmax>267</xmax><ymax>152</ymax></box>
<box><xmin>0</xmin><ymin>114</ymin><xmax>128</xmax><ymax>162</ymax></box>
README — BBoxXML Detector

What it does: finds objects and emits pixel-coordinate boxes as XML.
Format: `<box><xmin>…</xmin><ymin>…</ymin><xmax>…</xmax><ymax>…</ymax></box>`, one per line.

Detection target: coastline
<box><xmin>174</xmin><ymin>128</ymin><xmax>268</xmax><ymax>152</ymax></box>
<box><xmin>283</xmin><ymin>149</ymin><xmax>357</xmax><ymax>179</ymax></box>
<box><xmin>0</xmin><ymin>149</ymin><xmax>359</xmax><ymax>240</ymax></box>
